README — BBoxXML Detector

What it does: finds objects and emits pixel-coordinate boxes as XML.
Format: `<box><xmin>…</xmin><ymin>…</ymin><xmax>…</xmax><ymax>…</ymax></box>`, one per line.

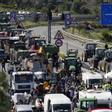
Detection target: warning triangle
<box><xmin>54</xmin><ymin>30</ymin><xmax>64</xmax><ymax>39</ymax></box>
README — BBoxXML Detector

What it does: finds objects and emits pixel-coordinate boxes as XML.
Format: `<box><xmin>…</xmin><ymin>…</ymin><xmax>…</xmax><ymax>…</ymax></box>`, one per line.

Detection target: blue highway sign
<box><xmin>100</xmin><ymin>3</ymin><xmax>112</xmax><ymax>26</ymax></box>
<box><xmin>64</xmin><ymin>13</ymin><xmax>72</xmax><ymax>27</ymax></box>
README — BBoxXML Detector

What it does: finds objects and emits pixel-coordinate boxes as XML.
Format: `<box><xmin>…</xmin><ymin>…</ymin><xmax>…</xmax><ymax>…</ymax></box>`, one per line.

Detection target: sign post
<box><xmin>10</xmin><ymin>12</ymin><xmax>17</xmax><ymax>22</ymax></box>
<box><xmin>64</xmin><ymin>13</ymin><xmax>72</xmax><ymax>27</ymax></box>
<box><xmin>54</xmin><ymin>30</ymin><xmax>64</xmax><ymax>47</ymax></box>
<box><xmin>100</xmin><ymin>3</ymin><xmax>112</xmax><ymax>26</ymax></box>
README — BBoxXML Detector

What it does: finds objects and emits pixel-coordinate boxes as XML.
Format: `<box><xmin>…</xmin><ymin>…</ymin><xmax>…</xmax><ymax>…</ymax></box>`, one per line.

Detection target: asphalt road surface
<box><xmin>29</xmin><ymin>25</ymin><xmax>83</xmax><ymax>55</ymax></box>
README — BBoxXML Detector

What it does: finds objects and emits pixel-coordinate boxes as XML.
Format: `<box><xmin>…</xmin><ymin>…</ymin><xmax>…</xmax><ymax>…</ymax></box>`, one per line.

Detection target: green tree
<box><xmin>0</xmin><ymin>72</ymin><xmax>10</xmax><ymax>112</ymax></box>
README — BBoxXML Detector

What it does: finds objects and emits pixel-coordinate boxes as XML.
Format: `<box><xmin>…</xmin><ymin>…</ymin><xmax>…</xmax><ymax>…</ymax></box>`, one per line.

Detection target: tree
<box><xmin>0</xmin><ymin>72</ymin><xmax>10</xmax><ymax>112</ymax></box>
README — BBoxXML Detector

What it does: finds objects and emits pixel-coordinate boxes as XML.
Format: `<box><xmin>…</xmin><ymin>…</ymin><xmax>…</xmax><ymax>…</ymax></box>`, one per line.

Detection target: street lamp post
<box><xmin>48</xmin><ymin>8</ymin><xmax>52</xmax><ymax>44</ymax></box>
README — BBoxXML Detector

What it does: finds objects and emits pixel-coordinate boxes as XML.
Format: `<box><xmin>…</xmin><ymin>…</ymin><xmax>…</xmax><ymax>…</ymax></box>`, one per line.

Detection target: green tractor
<box><xmin>75</xmin><ymin>98</ymin><xmax>97</xmax><ymax>112</ymax></box>
<box><xmin>64</xmin><ymin>49</ymin><xmax>82</xmax><ymax>74</ymax></box>
<box><xmin>43</xmin><ymin>44</ymin><xmax>59</xmax><ymax>69</ymax></box>
<box><xmin>43</xmin><ymin>44</ymin><xmax>59</xmax><ymax>56</ymax></box>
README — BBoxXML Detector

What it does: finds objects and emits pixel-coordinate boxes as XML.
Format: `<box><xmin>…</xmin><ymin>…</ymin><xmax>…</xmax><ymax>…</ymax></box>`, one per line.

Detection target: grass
<box><xmin>65</xmin><ymin>27</ymin><xmax>112</xmax><ymax>44</ymax></box>
<box><xmin>23</xmin><ymin>21</ymin><xmax>48</xmax><ymax>29</ymax></box>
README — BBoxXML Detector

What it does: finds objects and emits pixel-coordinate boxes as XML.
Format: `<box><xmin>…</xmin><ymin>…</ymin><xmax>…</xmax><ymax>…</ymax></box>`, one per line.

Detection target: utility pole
<box><xmin>48</xmin><ymin>8</ymin><xmax>52</xmax><ymax>44</ymax></box>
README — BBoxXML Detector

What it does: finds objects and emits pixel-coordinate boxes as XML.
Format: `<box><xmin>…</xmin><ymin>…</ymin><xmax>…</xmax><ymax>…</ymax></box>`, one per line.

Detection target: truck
<box><xmin>76</xmin><ymin>89</ymin><xmax>112</xmax><ymax>112</ymax></box>
<box><xmin>11</xmin><ymin>71</ymin><xmax>34</xmax><ymax>93</ymax></box>
<box><xmin>82</xmin><ymin>71</ymin><xmax>103</xmax><ymax>88</ymax></box>
<box><xmin>44</xmin><ymin>94</ymin><xmax>72</xmax><ymax>112</ymax></box>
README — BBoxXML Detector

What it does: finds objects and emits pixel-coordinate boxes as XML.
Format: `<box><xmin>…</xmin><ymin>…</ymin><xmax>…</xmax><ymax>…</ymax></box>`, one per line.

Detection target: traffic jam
<box><xmin>0</xmin><ymin>22</ymin><xmax>112</xmax><ymax>112</ymax></box>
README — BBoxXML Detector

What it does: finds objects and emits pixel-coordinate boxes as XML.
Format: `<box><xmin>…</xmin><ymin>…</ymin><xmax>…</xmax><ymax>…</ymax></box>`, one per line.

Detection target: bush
<box><xmin>101</xmin><ymin>31</ymin><xmax>112</xmax><ymax>42</ymax></box>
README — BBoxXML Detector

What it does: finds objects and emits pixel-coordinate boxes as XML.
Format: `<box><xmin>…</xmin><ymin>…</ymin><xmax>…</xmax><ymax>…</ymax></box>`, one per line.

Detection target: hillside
<box><xmin>0</xmin><ymin>0</ymin><xmax>111</xmax><ymax>13</ymax></box>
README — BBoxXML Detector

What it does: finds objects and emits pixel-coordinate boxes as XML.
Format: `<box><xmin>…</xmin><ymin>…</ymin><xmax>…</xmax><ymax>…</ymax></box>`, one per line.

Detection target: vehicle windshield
<box><xmin>89</xmin><ymin>79</ymin><xmax>102</xmax><ymax>85</ymax></box>
<box><xmin>105</xmin><ymin>52</ymin><xmax>112</xmax><ymax>58</ymax></box>
<box><xmin>53</xmin><ymin>104</ymin><xmax>71</xmax><ymax>112</ymax></box>
<box><xmin>17</xmin><ymin>111</ymin><xmax>32</xmax><ymax>112</ymax></box>
<box><xmin>66</xmin><ymin>59</ymin><xmax>77</xmax><ymax>66</ymax></box>
<box><xmin>17</xmin><ymin>51</ymin><xmax>30</xmax><ymax>58</ymax></box>
<box><xmin>14</xmin><ymin>43</ymin><xmax>26</xmax><ymax>50</ymax></box>
<box><xmin>86</xmin><ymin>44</ymin><xmax>96</xmax><ymax>50</ymax></box>
<box><xmin>96</xmin><ymin>49</ymin><xmax>104</xmax><ymax>55</ymax></box>
<box><xmin>81</xmin><ymin>100</ymin><xmax>96</xmax><ymax>110</ymax></box>
<box><xmin>35</xmin><ymin>40</ymin><xmax>46</xmax><ymax>46</ymax></box>
<box><xmin>15</xmin><ymin>74</ymin><xmax>33</xmax><ymax>83</ymax></box>
<box><xmin>0</xmin><ymin>50</ymin><xmax>4</xmax><ymax>55</ymax></box>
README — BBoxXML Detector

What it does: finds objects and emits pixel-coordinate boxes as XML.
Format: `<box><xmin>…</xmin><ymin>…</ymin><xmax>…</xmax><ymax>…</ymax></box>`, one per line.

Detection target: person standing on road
<box><xmin>2</xmin><ymin>59</ymin><xmax>6</xmax><ymax>72</ymax></box>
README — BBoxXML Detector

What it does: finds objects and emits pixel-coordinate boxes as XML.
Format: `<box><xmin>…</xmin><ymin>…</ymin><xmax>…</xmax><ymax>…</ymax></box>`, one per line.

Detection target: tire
<box><xmin>84</xmin><ymin>53</ymin><xmax>87</xmax><ymax>62</ymax></box>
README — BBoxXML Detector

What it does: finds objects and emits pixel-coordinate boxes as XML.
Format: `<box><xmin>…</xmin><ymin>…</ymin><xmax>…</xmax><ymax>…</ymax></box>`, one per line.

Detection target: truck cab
<box><xmin>82</xmin><ymin>71</ymin><xmax>103</xmax><ymax>88</ymax></box>
<box><xmin>44</xmin><ymin>94</ymin><xmax>72</xmax><ymax>112</ymax></box>
<box><xmin>11</xmin><ymin>71</ymin><xmax>34</xmax><ymax>93</ymax></box>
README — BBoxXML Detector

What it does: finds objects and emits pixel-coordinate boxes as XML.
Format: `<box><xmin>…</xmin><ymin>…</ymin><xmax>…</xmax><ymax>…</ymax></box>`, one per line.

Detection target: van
<box><xmin>44</xmin><ymin>94</ymin><xmax>72</xmax><ymax>112</ymax></box>
<box><xmin>82</xmin><ymin>71</ymin><xmax>103</xmax><ymax>88</ymax></box>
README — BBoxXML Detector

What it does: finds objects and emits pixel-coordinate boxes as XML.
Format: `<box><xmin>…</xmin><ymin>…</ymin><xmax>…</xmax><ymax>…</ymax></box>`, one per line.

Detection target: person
<box><xmin>2</xmin><ymin>59</ymin><xmax>6</xmax><ymax>72</ymax></box>
<box><xmin>105</xmin><ymin>43</ymin><xmax>108</xmax><ymax>49</ymax></box>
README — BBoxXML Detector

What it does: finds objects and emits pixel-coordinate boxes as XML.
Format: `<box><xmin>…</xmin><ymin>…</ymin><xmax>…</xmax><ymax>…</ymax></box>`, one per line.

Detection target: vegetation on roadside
<box><xmin>0</xmin><ymin>0</ymin><xmax>110</xmax><ymax>14</ymax></box>
<box><xmin>23</xmin><ymin>21</ymin><xmax>48</xmax><ymax>29</ymax></box>
<box><xmin>65</xmin><ymin>21</ymin><xmax>112</xmax><ymax>43</ymax></box>
<box><xmin>0</xmin><ymin>71</ymin><xmax>10</xmax><ymax>112</ymax></box>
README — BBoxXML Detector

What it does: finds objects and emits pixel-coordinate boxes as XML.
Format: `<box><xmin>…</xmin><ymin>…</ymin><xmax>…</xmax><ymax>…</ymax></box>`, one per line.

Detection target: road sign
<box><xmin>54</xmin><ymin>30</ymin><xmax>64</xmax><ymax>39</ymax></box>
<box><xmin>55</xmin><ymin>39</ymin><xmax>63</xmax><ymax>47</ymax></box>
<box><xmin>64</xmin><ymin>13</ymin><xmax>72</xmax><ymax>27</ymax></box>
<box><xmin>100</xmin><ymin>3</ymin><xmax>112</xmax><ymax>25</ymax></box>
<box><xmin>10</xmin><ymin>12</ymin><xmax>16</xmax><ymax>22</ymax></box>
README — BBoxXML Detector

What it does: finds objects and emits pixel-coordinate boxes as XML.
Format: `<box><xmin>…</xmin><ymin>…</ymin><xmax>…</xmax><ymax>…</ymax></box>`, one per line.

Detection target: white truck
<box><xmin>44</xmin><ymin>94</ymin><xmax>72</xmax><ymax>112</ymax></box>
<box><xmin>82</xmin><ymin>71</ymin><xmax>103</xmax><ymax>88</ymax></box>
<box><xmin>105</xmin><ymin>71</ymin><xmax>112</xmax><ymax>81</ymax></box>
<box><xmin>77</xmin><ymin>89</ymin><xmax>112</xmax><ymax>111</ymax></box>
<box><xmin>11</xmin><ymin>71</ymin><xmax>34</xmax><ymax>93</ymax></box>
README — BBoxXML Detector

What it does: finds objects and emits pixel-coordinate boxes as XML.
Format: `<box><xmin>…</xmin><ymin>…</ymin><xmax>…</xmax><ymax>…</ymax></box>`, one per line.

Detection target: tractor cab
<box><xmin>67</xmin><ymin>49</ymin><xmax>78</xmax><ymax>58</ymax></box>
<box><xmin>105</xmin><ymin>49</ymin><xmax>112</xmax><ymax>62</ymax></box>
<box><xmin>30</xmin><ymin>36</ymin><xmax>46</xmax><ymax>47</ymax></box>
<box><xmin>64</xmin><ymin>56</ymin><xmax>82</xmax><ymax>74</ymax></box>
<box><xmin>64</xmin><ymin>49</ymin><xmax>81</xmax><ymax>74</ymax></box>
<box><xmin>75</xmin><ymin>98</ymin><xmax>97</xmax><ymax>112</ymax></box>
<box><xmin>94</xmin><ymin>48</ymin><xmax>105</xmax><ymax>60</ymax></box>
<box><xmin>83</xmin><ymin>43</ymin><xmax>97</xmax><ymax>62</ymax></box>
<box><xmin>13</xmin><ymin>41</ymin><xmax>26</xmax><ymax>51</ymax></box>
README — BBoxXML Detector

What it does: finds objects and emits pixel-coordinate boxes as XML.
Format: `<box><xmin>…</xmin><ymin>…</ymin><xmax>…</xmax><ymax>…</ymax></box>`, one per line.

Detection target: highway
<box><xmin>30</xmin><ymin>25</ymin><xmax>83</xmax><ymax>55</ymax></box>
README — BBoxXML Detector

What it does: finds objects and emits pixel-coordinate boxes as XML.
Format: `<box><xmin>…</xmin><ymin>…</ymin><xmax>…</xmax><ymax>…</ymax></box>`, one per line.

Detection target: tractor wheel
<box><xmin>84</xmin><ymin>53</ymin><xmax>87</xmax><ymax>62</ymax></box>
